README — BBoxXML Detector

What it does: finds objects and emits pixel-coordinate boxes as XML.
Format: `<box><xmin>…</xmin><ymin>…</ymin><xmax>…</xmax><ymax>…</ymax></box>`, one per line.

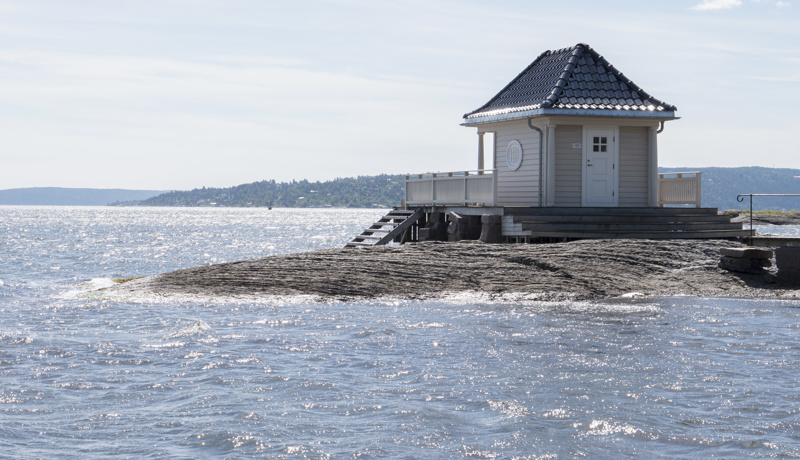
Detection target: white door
<box><xmin>583</xmin><ymin>129</ymin><xmax>617</xmax><ymax>206</ymax></box>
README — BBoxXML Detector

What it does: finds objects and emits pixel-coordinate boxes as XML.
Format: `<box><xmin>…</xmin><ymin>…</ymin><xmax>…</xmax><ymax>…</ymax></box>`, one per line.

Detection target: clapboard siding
<box><xmin>492</xmin><ymin>120</ymin><xmax>541</xmax><ymax>206</ymax></box>
<box><xmin>481</xmin><ymin>122</ymin><xmax>653</xmax><ymax>207</ymax></box>
<box><xmin>554</xmin><ymin>125</ymin><xmax>583</xmax><ymax>206</ymax></box>
<box><xmin>619</xmin><ymin>127</ymin><xmax>650</xmax><ymax>206</ymax></box>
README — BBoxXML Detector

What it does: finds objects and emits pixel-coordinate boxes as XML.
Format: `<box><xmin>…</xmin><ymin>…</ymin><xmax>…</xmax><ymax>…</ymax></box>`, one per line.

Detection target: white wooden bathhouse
<box><xmin>462</xmin><ymin>43</ymin><xmax>675</xmax><ymax>209</ymax></box>
<box><xmin>347</xmin><ymin>44</ymin><xmax>747</xmax><ymax>246</ymax></box>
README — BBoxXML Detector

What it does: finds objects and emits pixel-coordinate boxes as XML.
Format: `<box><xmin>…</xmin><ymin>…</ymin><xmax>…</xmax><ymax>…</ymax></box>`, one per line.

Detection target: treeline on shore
<box><xmin>114</xmin><ymin>174</ymin><xmax>405</xmax><ymax>208</ymax></box>
<box><xmin>111</xmin><ymin>167</ymin><xmax>800</xmax><ymax>210</ymax></box>
<box><xmin>0</xmin><ymin>187</ymin><xmax>164</xmax><ymax>206</ymax></box>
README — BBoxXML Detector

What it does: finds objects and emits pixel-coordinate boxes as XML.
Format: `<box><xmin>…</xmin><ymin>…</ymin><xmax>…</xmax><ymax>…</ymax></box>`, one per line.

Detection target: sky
<box><xmin>0</xmin><ymin>0</ymin><xmax>798</xmax><ymax>190</ymax></box>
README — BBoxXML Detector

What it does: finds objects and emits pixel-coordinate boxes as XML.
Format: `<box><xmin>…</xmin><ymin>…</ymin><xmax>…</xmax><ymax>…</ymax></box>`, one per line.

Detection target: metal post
<box><xmin>737</xmin><ymin>194</ymin><xmax>754</xmax><ymax>237</ymax></box>
<box><xmin>737</xmin><ymin>193</ymin><xmax>800</xmax><ymax>238</ymax></box>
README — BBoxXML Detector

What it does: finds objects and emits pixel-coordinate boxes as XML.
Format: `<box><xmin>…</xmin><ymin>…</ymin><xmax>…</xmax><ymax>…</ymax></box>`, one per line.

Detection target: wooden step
<box><xmin>526</xmin><ymin>229</ymin><xmax>751</xmax><ymax>239</ymax></box>
<box><xmin>516</xmin><ymin>214</ymin><xmax>734</xmax><ymax>224</ymax></box>
<box><xmin>345</xmin><ymin>241</ymin><xmax>374</xmax><ymax>247</ymax></box>
<box><xmin>520</xmin><ymin>222</ymin><xmax>744</xmax><ymax>232</ymax></box>
<box><xmin>345</xmin><ymin>208</ymin><xmax>424</xmax><ymax>248</ymax></box>
<box><xmin>504</xmin><ymin>206</ymin><xmax>719</xmax><ymax>216</ymax></box>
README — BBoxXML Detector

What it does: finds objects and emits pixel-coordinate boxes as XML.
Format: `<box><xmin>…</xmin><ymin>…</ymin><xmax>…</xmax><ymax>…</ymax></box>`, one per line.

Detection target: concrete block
<box><xmin>419</xmin><ymin>213</ymin><xmax>447</xmax><ymax>242</ymax></box>
<box><xmin>447</xmin><ymin>220</ymin><xmax>461</xmax><ymax>242</ymax></box>
<box><xmin>448</xmin><ymin>212</ymin><xmax>466</xmax><ymax>242</ymax></box>
<box><xmin>481</xmin><ymin>214</ymin><xmax>501</xmax><ymax>224</ymax></box>
<box><xmin>777</xmin><ymin>269</ymin><xmax>800</xmax><ymax>287</ymax></box>
<box><xmin>720</xmin><ymin>247</ymin><xmax>773</xmax><ymax>259</ymax></box>
<box><xmin>776</xmin><ymin>247</ymin><xmax>800</xmax><ymax>287</ymax></box>
<box><xmin>448</xmin><ymin>212</ymin><xmax>481</xmax><ymax>241</ymax></box>
<box><xmin>776</xmin><ymin>247</ymin><xmax>800</xmax><ymax>270</ymax></box>
<box><xmin>479</xmin><ymin>214</ymin><xmax>503</xmax><ymax>244</ymax></box>
<box><xmin>719</xmin><ymin>256</ymin><xmax>772</xmax><ymax>274</ymax></box>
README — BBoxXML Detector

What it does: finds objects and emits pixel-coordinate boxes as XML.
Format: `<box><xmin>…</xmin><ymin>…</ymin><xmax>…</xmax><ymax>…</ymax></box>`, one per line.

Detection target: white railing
<box><xmin>405</xmin><ymin>170</ymin><xmax>496</xmax><ymax>206</ymax></box>
<box><xmin>658</xmin><ymin>171</ymin><xmax>702</xmax><ymax>207</ymax></box>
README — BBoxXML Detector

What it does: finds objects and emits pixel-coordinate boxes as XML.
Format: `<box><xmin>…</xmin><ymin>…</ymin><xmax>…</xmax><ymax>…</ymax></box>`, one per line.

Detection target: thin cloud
<box><xmin>749</xmin><ymin>0</ymin><xmax>791</xmax><ymax>5</ymax></box>
<box><xmin>691</xmin><ymin>0</ymin><xmax>743</xmax><ymax>10</ymax></box>
<box><xmin>0</xmin><ymin>48</ymin><xmax>474</xmax><ymax>188</ymax></box>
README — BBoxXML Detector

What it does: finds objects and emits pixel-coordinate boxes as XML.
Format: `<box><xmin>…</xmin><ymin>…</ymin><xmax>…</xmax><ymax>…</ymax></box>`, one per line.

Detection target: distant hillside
<box><xmin>107</xmin><ymin>167</ymin><xmax>800</xmax><ymax>210</ymax></box>
<box><xmin>122</xmin><ymin>175</ymin><xmax>405</xmax><ymax>208</ymax></box>
<box><xmin>660</xmin><ymin>166</ymin><xmax>800</xmax><ymax>211</ymax></box>
<box><xmin>0</xmin><ymin>187</ymin><xmax>166</xmax><ymax>206</ymax></box>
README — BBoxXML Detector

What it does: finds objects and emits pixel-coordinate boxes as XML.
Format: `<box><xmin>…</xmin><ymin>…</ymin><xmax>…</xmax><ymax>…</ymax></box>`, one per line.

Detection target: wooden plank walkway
<box><xmin>345</xmin><ymin>206</ymin><xmax>750</xmax><ymax>246</ymax></box>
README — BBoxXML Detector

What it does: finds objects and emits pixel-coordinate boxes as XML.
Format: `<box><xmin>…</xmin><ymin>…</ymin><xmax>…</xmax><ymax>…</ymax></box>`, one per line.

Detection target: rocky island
<box><xmin>113</xmin><ymin>239</ymin><xmax>798</xmax><ymax>301</ymax></box>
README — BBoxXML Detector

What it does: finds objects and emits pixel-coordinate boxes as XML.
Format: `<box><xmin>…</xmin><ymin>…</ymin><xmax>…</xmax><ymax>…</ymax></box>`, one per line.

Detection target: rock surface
<box><xmin>115</xmin><ymin>239</ymin><xmax>797</xmax><ymax>301</ymax></box>
<box><xmin>731</xmin><ymin>213</ymin><xmax>800</xmax><ymax>225</ymax></box>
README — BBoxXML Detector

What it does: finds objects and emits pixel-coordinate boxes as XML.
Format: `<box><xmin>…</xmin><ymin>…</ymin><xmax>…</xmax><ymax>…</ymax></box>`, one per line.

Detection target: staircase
<box><xmin>345</xmin><ymin>208</ymin><xmax>424</xmax><ymax>248</ymax></box>
<box><xmin>503</xmin><ymin>207</ymin><xmax>749</xmax><ymax>240</ymax></box>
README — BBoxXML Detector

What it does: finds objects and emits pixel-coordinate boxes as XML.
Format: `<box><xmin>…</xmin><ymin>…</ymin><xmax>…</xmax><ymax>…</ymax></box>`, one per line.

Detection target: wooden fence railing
<box><xmin>658</xmin><ymin>172</ymin><xmax>702</xmax><ymax>208</ymax></box>
<box><xmin>405</xmin><ymin>170</ymin><xmax>496</xmax><ymax>206</ymax></box>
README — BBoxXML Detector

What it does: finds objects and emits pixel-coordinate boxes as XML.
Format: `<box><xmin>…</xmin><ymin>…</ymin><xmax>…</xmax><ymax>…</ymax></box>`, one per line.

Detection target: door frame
<box><xmin>581</xmin><ymin>126</ymin><xmax>619</xmax><ymax>207</ymax></box>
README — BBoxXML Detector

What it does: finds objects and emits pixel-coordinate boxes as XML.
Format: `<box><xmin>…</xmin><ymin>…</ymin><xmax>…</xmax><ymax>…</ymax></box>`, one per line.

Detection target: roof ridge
<box><xmin>541</xmin><ymin>44</ymin><xmax>585</xmax><ymax>108</ymax></box>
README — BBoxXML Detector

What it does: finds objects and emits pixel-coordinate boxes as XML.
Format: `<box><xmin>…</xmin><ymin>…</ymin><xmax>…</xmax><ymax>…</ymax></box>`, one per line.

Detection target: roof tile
<box><xmin>464</xmin><ymin>43</ymin><xmax>676</xmax><ymax>119</ymax></box>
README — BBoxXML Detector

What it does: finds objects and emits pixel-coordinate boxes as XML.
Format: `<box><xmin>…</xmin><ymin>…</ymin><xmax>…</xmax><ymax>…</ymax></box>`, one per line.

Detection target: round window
<box><xmin>506</xmin><ymin>140</ymin><xmax>523</xmax><ymax>171</ymax></box>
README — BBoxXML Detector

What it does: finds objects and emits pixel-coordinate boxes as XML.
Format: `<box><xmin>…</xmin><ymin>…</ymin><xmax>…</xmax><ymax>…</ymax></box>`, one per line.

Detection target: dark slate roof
<box><xmin>464</xmin><ymin>43</ymin><xmax>676</xmax><ymax>120</ymax></box>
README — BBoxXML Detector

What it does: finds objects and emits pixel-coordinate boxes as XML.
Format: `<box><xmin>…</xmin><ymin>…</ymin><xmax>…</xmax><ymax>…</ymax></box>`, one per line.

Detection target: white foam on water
<box><xmin>585</xmin><ymin>419</ymin><xmax>646</xmax><ymax>437</ymax></box>
<box><xmin>487</xmin><ymin>400</ymin><xmax>530</xmax><ymax>417</ymax></box>
<box><xmin>142</xmin><ymin>341</ymin><xmax>187</xmax><ymax>349</ymax></box>
<box><xmin>94</xmin><ymin>278</ymin><xmax>341</xmax><ymax>306</ymax></box>
<box><xmin>164</xmin><ymin>320</ymin><xmax>211</xmax><ymax>339</ymax></box>
<box><xmin>56</xmin><ymin>278</ymin><xmax>118</xmax><ymax>300</ymax></box>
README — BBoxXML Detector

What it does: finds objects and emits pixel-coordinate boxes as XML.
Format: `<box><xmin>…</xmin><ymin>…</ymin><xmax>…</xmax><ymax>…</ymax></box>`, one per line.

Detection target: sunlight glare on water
<box><xmin>1</xmin><ymin>207</ymin><xmax>799</xmax><ymax>457</ymax></box>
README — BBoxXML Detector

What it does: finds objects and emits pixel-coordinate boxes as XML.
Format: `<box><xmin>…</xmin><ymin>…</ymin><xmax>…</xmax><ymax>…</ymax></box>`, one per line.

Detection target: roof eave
<box><xmin>461</xmin><ymin>108</ymin><xmax>679</xmax><ymax>126</ymax></box>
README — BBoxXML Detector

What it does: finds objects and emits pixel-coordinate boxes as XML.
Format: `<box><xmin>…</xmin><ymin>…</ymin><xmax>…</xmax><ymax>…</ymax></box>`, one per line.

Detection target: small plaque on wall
<box><xmin>506</xmin><ymin>140</ymin><xmax>523</xmax><ymax>171</ymax></box>
<box><xmin>572</xmin><ymin>143</ymin><xmax>582</xmax><ymax>149</ymax></box>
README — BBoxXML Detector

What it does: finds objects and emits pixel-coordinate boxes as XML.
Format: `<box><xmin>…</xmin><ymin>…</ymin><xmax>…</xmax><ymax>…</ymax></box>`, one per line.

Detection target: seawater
<box><xmin>754</xmin><ymin>224</ymin><xmax>800</xmax><ymax>238</ymax></box>
<box><xmin>1</xmin><ymin>206</ymin><xmax>800</xmax><ymax>458</ymax></box>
